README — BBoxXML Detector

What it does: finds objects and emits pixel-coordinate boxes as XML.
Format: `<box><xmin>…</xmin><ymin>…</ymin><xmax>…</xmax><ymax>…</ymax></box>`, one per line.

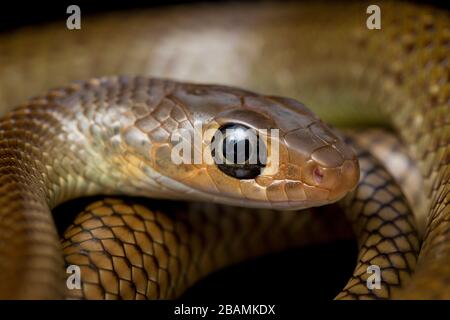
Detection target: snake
<box><xmin>0</xmin><ymin>1</ymin><xmax>448</xmax><ymax>299</ymax></box>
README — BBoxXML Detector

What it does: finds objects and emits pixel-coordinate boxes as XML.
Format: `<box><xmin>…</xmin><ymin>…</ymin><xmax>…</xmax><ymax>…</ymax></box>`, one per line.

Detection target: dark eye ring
<box><xmin>211</xmin><ymin>123</ymin><xmax>266</xmax><ymax>179</ymax></box>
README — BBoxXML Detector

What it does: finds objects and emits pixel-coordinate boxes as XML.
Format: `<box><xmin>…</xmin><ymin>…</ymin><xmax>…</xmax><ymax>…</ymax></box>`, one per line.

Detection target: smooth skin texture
<box><xmin>0</xmin><ymin>1</ymin><xmax>448</xmax><ymax>299</ymax></box>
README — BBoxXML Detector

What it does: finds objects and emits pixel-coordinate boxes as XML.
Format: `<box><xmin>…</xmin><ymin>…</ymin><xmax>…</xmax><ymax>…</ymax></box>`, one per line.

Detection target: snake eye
<box><xmin>211</xmin><ymin>124</ymin><xmax>266</xmax><ymax>179</ymax></box>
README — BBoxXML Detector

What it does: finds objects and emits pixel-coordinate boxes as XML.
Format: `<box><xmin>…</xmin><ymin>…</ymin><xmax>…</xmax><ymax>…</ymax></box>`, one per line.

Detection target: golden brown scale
<box><xmin>364</xmin><ymin>4</ymin><xmax>450</xmax><ymax>299</ymax></box>
<box><xmin>0</xmin><ymin>1</ymin><xmax>448</xmax><ymax>299</ymax></box>
<box><xmin>348</xmin><ymin>129</ymin><xmax>426</xmax><ymax>233</ymax></box>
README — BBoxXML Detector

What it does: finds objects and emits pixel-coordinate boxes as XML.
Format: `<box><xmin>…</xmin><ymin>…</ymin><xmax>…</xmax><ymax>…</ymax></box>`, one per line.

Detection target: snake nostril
<box><xmin>313</xmin><ymin>166</ymin><xmax>324</xmax><ymax>184</ymax></box>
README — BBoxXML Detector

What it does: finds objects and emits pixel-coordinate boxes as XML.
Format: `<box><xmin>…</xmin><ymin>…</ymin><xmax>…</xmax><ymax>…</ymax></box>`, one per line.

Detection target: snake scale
<box><xmin>0</xmin><ymin>1</ymin><xmax>448</xmax><ymax>299</ymax></box>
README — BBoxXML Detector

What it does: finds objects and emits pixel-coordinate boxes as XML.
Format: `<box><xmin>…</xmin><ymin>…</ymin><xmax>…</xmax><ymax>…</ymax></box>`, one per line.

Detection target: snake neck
<box><xmin>0</xmin><ymin>79</ymin><xmax>151</xmax><ymax>298</ymax></box>
<box><xmin>0</xmin><ymin>78</ymin><xmax>151</xmax><ymax>298</ymax></box>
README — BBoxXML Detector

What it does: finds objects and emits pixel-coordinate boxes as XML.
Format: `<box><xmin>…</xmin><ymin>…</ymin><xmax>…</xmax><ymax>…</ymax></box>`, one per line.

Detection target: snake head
<box><xmin>122</xmin><ymin>81</ymin><xmax>359</xmax><ymax>210</ymax></box>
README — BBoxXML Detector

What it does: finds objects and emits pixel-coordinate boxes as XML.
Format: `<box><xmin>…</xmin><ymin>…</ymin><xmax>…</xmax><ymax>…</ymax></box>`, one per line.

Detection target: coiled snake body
<box><xmin>0</xmin><ymin>1</ymin><xmax>448</xmax><ymax>299</ymax></box>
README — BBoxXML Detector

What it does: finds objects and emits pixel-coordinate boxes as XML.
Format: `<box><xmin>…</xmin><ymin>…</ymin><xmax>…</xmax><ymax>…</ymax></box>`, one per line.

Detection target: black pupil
<box><xmin>212</xmin><ymin>124</ymin><xmax>266</xmax><ymax>180</ymax></box>
<box><xmin>223</xmin><ymin>136</ymin><xmax>251</xmax><ymax>164</ymax></box>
